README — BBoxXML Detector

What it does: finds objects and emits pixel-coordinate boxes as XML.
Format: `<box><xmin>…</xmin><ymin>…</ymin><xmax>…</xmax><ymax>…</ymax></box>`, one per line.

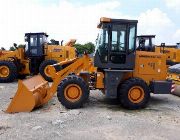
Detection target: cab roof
<box><xmin>97</xmin><ymin>17</ymin><xmax>138</xmax><ymax>28</ymax></box>
<box><xmin>25</xmin><ymin>32</ymin><xmax>49</xmax><ymax>37</ymax></box>
<box><xmin>137</xmin><ymin>35</ymin><xmax>156</xmax><ymax>38</ymax></box>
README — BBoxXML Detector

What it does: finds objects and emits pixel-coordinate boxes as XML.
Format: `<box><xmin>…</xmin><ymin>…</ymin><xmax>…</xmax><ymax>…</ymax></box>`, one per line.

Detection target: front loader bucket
<box><xmin>6</xmin><ymin>75</ymin><xmax>49</xmax><ymax>113</ymax></box>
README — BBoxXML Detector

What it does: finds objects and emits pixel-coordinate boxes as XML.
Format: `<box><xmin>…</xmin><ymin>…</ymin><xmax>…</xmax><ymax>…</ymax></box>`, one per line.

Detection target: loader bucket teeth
<box><xmin>6</xmin><ymin>75</ymin><xmax>49</xmax><ymax>113</ymax></box>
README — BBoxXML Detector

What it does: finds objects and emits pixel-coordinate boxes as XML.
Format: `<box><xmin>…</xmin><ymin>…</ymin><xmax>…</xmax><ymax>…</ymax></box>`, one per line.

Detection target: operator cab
<box><xmin>25</xmin><ymin>32</ymin><xmax>48</xmax><ymax>57</ymax></box>
<box><xmin>136</xmin><ymin>35</ymin><xmax>155</xmax><ymax>52</ymax></box>
<box><xmin>24</xmin><ymin>32</ymin><xmax>48</xmax><ymax>74</ymax></box>
<box><xmin>94</xmin><ymin>17</ymin><xmax>138</xmax><ymax>70</ymax></box>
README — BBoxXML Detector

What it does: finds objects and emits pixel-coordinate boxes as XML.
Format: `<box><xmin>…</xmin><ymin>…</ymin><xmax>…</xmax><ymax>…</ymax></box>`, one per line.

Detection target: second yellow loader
<box><xmin>0</xmin><ymin>32</ymin><xmax>77</xmax><ymax>82</ymax></box>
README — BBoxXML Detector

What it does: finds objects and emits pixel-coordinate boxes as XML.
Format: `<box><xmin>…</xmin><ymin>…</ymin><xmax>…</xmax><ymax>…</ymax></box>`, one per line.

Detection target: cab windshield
<box><xmin>95</xmin><ymin>24</ymin><xmax>136</xmax><ymax>63</ymax></box>
<box><xmin>95</xmin><ymin>29</ymin><xmax>108</xmax><ymax>63</ymax></box>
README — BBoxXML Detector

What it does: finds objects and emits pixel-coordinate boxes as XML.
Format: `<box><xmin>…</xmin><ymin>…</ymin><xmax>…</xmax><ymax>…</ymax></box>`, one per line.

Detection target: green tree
<box><xmin>74</xmin><ymin>43</ymin><xmax>84</xmax><ymax>54</ymax></box>
<box><xmin>84</xmin><ymin>42</ymin><xmax>95</xmax><ymax>54</ymax></box>
<box><xmin>9</xmin><ymin>46</ymin><xmax>16</xmax><ymax>51</ymax></box>
<box><xmin>9</xmin><ymin>44</ymin><xmax>25</xmax><ymax>51</ymax></box>
<box><xmin>18</xmin><ymin>44</ymin><xmax>25</xmax><ymax>48</ymax></box>
<box><xmin>74</xmin><ymin>42</ymin><xmax>95</xmax><ymax>55</ymax></box>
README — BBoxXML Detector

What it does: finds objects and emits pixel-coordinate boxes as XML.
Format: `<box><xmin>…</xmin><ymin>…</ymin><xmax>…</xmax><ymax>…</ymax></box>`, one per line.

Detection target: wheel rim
<box><xmin>128</xmin><ymin>86</ymin><xmax>145</xmax><ymax>103</ymax></box>
<box><xmin>64</xmin><ymin>84</ymin><xmax>82</xmax><ymax>102</ymax></box>
<box><xmin>0</xmin><ymin>66</ymin><xmax>10</xmax><ymax>78</ymax></box>
<box><xmin>44</xmin><ymin>66</ymin><xmax>51</xmax><ymax>77</ymax></box>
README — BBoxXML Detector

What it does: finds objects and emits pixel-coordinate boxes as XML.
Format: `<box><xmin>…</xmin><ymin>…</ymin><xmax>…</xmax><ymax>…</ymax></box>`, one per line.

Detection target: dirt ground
<box><xmin>1</xmin><ymin>82</ymin><xmax>180</xmax><ymax>140</ymax></box>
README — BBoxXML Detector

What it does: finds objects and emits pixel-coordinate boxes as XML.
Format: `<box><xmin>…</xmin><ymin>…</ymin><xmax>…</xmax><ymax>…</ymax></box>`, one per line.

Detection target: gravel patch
<box><xmin>0</xmin><ymin>82</ymin><xmax>180</xmax><ymax>140</ymax></box>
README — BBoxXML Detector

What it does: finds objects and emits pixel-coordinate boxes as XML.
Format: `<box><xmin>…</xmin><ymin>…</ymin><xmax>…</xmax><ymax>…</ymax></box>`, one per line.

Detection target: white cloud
<box><xmin>0</xmin><ymin>1</ymin><xmax>179</xmax><ymax>49</ymax></box>
<box><xmin>137</xmin><ymin>8</ymin><xmax>175</xmax><ymax>44</ymax></box>
<box><xmin>0</xmin><ymin>0</ymin><xmax>123</xmax><ymax>49</ymax></box>
<box><xmin>165</xmin><ymin>0</ymin><xmax>180</xmax><ymax>11</ymax></box>
<box><xmin>173</xmin><ymin>29</ymin><xmax>180</xmax><ymax>42</ymax></box>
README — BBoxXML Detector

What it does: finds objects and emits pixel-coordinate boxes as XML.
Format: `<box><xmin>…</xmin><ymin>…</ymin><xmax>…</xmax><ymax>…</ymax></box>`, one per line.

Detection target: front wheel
<box><xmin>0</xmin><ymin>61</ymin><xmax>17</xmax><ymax>83</ymax></box>
<box><xmin>57</xmin><ymin>75</ymin><xmax>89</xmax><ymax>109</ymax></box>
<box><xmin>118</xmin><ymin>78</ymin><xmax>150</xmax><ymax>109</ymax></box>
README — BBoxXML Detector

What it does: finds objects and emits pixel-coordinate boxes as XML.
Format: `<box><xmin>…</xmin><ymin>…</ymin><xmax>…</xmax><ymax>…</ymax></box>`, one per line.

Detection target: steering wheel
<box><xmin>118</xmin><ymin>42</ymin><xmax>125</xmax><ymax>51</ymax></box>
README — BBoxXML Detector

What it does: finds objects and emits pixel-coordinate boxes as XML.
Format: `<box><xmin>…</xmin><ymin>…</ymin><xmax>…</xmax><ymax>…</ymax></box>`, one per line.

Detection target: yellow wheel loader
<box><xmin>0</xmin><ymin>32</ymin><xmax>77</xmax><ymax>82</ymax></box>
<box><xmin>136</xmin><ymin>35</ymin><xmax>180</xmax><ymax>66</ymax></box>
<box><xmin>155</xmin><ymin>43</ymin><xmax>180</xmax><ymax>66</ymax></box>
<box><xmin>5</xmin><ymin>17</ymin><xmax>174</xmax><ymax>113</ymax></box>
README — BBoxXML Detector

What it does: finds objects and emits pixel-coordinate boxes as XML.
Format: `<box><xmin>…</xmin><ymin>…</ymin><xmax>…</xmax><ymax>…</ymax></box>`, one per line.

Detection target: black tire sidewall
<box><xmin>119</xmin><ymin>78</ymin><xmax>150</xmax><ymax>109</ymax></box>
<box><xmin>57</xmin><ymin>75</ymin><xmax>89</xmax><ymax>109</ymax></box>
<box><xmin>0</xmin><ymin>61</ymin><xmax>17</xmax><ymax>83</ymax></box>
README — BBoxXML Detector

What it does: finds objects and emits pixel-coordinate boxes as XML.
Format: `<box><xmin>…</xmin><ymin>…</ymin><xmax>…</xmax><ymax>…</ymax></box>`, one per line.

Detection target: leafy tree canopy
<box><xmin>9</xmin><ymin>46</ymin><xmax>16</xmax><ymax>51</ymax></box>
<box><xmin>9</xmin><ymin>44</ymin><xmax>25</xmax><ymax>51</ymax></box>
<box><xmin>74</xmin><ymin>42</ymin><xmax>95</xmax><ymax>55</ymax></box>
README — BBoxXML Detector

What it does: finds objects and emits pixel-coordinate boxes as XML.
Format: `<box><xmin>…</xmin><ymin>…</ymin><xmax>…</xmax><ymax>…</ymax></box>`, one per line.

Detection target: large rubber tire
<box><xmin>39</xmin><ymin>60</ymin><xmax>62</xmax><ymax>82</ymax></box>
<box><xmin>57</xmin><ymin>75</ymin><xmax>89</xmax><ymax>109</ymax></box>
<box><xmin>0</xmin><ymin>61</ymin><xmax>17</xmax><ymax>83</ymax></box>
<box><xmin>119</xmin><ymin>78</ymin><xmax>150</xmax><ymax>110</ymax></box>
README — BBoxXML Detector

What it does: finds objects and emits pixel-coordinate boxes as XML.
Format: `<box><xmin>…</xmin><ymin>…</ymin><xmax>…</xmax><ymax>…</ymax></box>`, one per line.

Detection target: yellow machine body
<box><xmin>0</xmin><ymin>48</ymin><xmax>31</xmax><ymax>75</ymax></box>
<box><xmin>96</xmin><ymin>51</ymin><xmax>168</xmax><ymax>89</ymax></box>
<box><xmin>133</xmin><ymin>51</ymin><xmax>167</xmax><ymax>83</ymax></box>
<box><xmin>0</xmin><ymin>50</ymin><xmax>11</xmax><ymax>56</ymax></box>
<box><xmin>45</xmin><ymin>45</ymin><xmax>76</xmax><ymax>62</ymax></box>
<box><xmin>155</xmin><ymin>46</ymin><xmax>180</xmax><ymax>64</ymax></box>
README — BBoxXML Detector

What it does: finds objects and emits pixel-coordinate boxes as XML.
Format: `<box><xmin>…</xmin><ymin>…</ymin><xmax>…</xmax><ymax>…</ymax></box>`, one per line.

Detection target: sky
<box><xmin>0</xmin><ymin>0</ymin><xmax>180</xmax><ymax>49</ymax></box>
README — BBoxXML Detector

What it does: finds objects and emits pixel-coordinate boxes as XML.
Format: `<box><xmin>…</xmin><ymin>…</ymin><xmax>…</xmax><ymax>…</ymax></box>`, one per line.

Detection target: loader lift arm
<box><xmin>43</xmin><ymin>54</ymin><xmax>92</xmax><ymax>104</ymax></box>
<box><xmin>6</xmin><ymin>54</ymin><xmax>93</xmax><ymax>113</ymax></box>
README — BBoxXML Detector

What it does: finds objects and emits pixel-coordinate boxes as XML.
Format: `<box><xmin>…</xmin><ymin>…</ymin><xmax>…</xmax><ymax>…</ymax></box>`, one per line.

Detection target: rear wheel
<box><xmin>39</xmin><ymin>60</ymin><xmax>62</xmax><ymax>82</ymax></box>
<box><xmin>57</xmin><ymin>75</ymin><xmax>89</xmax><ymax>109</ymax></box>
<box><xmin>0</xmin><ymin>61</ymin><xmax>17</xmax><ymax>83</ymax></box>
<box><xmin>119</xmin><ymin>78</ymin><xmax>150</xmax><ymax>109</ymax></box>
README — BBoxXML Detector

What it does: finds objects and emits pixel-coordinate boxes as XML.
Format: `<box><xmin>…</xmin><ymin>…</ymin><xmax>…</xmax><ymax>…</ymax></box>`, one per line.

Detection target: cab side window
<box><xmin>129</xmin><ymin>25</ymin><xmax>136</xmax><ymax>52</ymax></box>
<box><xmin>30</xmin><ymin>35</ymin><xmax>37</xmax><ymax>46</ymax></box>
<box><xmin>98</xmin><ymin>30</ymin><xmax>109</xmax><ymax>63</ymax></box>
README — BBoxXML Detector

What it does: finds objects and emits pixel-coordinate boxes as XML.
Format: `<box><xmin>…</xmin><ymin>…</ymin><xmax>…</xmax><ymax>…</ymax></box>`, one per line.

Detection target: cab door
<box><xmin>28</xmin><ymin>34</ymin><xmax>44</xmax><ymax>57</ymax></box>
<box><xmin>108</xmin><ymin>24</ymin><xmax>136</xmax><ymax>69</ymax></box>
<box><xmin>109</xmin><ymin>24</ymin><xmax>127</xmax><ymax>64</ymax></box>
